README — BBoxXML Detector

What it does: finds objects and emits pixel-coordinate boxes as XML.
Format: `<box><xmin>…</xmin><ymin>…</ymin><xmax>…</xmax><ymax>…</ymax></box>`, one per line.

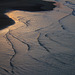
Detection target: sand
<box><xmin>0</xmin><ymin>0</ymin><xmax>56</xmax><ymax>30</ymax></box>
<box><xmin>0</xmin><ymin>0</ymin><xmax>75</xmax><ymax>75</ymax></box>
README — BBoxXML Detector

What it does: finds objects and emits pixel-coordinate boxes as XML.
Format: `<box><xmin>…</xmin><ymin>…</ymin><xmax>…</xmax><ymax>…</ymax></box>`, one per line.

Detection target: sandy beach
<box><xmin>0</xmin><ymin>0</ymin><xmax>75</xmax><ymax>75</ymax></box>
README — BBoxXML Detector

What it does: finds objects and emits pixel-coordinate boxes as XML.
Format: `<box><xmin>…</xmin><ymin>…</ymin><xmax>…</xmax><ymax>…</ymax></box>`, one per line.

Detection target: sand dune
<box><xmin>0</xmin><ymin>0</ymin><xmax>75</xmax><ymax>75</ymax></box>
<box><xmin>0</xmin><ymin>0</ymin><xmax>57</xmax><ymax>30</ymax></box>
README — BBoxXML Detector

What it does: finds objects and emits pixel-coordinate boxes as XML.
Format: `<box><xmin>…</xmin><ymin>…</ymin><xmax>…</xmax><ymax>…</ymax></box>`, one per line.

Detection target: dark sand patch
<box><xmin>0</xmin><ymin>13</ymin><xmax>15</xmax><ymax>30</ymax></box>
<box><xmin>10</xmin><ymin>1</ymin><xmax>56</xmax><ymax>11</ymax></box>
<box><xmin>0</xmin><ymin>0</ymin><xmax>56</xmax><ymax>11</ymax></box>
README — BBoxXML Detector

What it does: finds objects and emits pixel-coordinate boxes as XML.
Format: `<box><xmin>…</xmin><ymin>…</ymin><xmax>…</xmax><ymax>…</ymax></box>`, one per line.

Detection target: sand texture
<box><xmin>0</xmin><ymin>0</ymin><xmax>75</xmax><ymax>75</ymax></box>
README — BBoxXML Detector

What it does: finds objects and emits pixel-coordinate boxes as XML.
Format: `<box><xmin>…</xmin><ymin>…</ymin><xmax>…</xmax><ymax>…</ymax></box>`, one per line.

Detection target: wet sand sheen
<box><xmin>0</xmin><ymin>0</ymin><xmax>57</xmax><ymax>30</ymax></box>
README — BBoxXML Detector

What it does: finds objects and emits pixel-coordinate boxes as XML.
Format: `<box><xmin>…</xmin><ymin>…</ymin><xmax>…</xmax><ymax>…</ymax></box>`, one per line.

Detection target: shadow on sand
<box><xmin>0</xmin><ymin>0</ymin><xmax>57</xmax><ymax>30</ymax></box>
<box><xmin>0</xmin><ymin>13</ymin><xmax>15</xmax><ymax>30</ymax></box>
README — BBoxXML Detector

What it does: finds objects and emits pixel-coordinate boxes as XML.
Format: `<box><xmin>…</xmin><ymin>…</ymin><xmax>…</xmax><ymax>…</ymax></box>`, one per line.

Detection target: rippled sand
<box><xmin>0</xmin><ymin>0</ymin><xmax>75</xmax><ymax>75</ymax></box>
